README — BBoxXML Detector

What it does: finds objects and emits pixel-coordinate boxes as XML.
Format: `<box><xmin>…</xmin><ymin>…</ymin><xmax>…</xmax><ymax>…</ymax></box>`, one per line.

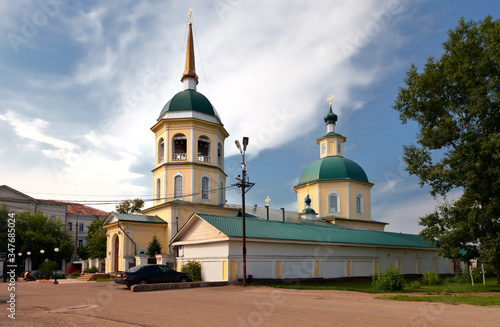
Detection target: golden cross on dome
<box><xmin>188</xmin><ymin>8</ymin><xmax>193</xmax><ymax>23</ymax></box>
<box><xmin>327</xmin><ymin>94</ymin><xmax>334</xmax><ymax>106</ymax></box>
<box><xmin>306</xmin><ymin>183</ymin><xmax>311</xmax><ymax>195</ymax></box>
<box><xmin>265</xmin><ymin>196</ymin><xmax>271</xmax><ymax>206</ymax></box>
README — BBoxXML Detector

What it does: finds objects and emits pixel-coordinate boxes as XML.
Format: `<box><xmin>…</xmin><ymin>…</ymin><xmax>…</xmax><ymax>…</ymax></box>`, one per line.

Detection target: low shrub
<box><xmin>181</xmin><ymin>260</ymin><xmax>201</xmax><ymax>281</ymax></box>
<box><xmin>457</xmin><ymin>268</ymin><xmax>483</xmax><ymax>284</ymax></box>
<box><xmin>408</xmin><ymin>280</ymin><xmax>422</xmax><ymax>290</ymax></box>
<box><xmin>83</xmin><ymin>267</ymin><xmax>98</xmax><ymax>274</ymax></box>
<box><xmin>56</xmin><ymin>273</ymin><xmax>66</xmax><ymax>279</ymax></box>
<box><xmin>372</xmin><ymin>266</ymin><xmax>405</xmax><ymax>291</ymax></box>
<box><xmin>422</xmin><ymin>271</ymin><xmax>441</xmax><ymax>285</ymax></box>
<box><xmin>68</xmin><ymin>272</ymin><xmax>81</xmax><ymax>278</ymax></box>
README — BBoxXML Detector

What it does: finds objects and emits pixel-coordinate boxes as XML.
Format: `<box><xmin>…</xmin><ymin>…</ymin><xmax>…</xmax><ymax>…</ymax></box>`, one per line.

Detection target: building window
<box><xmin>374</xmin><ymin>260</ymin><xmax>379</xmax><ymax>274</ymax></box>
<box><xmin>217</xmin><ymin>143</ymin><xmax>223</xmax><ymax>167</ymax></box>
<box><xmin>156</xmin><ymin>178</ymin><xmax>161</xmax><ymax>201</ymax></box>
<box><xmin>435</xmin><ymin>260</ymin><xmax>439</xmax><ymax>273</ymax></box>
<box><xmin>322</xmin><ymin>144</ymin><xmax>326</xmax><ymax>155</ymax></box>
<box><xmin>337</xmin><ymin>143</ymin><xmax>341</xmax><ymax>155</ymax></box>
<box><xmin>78</xmin><ymin>239</ymin><xmax>84</xmax><ymax>247</ymax></box>
<box><xmin>68</xmin><ymin>222</ymin><xmax>72</xmax><ymax>231</ymax></box>
<box><xmin>172</xmin><ymin>134</ymin><xmax>187</xmax><ymax>160</ymax></box>
<box><xmin>79</xmin><ymin>223</ymin><xmax>84</xmax><ymax>232</ymax></box>
<box><xmin>158</xmin><ymin>138</ymin><xmax>164</xmax><ymax>163</ymax></box>
<box><xmin>417</xmin><ymin>260</ymin><xmax>421</xmax><ymax>274</ymax></box>
<box><xmin>397</xmin><ymin>260</ymin><xmax>402</xmax><ymax>273</ymax></box>
<box><xmin>174</xmin><ymin>175</ymin><xmax>183</xmax><ymax>199</ymax></box>
<box><xmin>201</xmin><ymin>176</ymin><xmax>209</xmax><ymax>200</ymax></box>
<box><xmin>356</xmin><ymin>192</ymin><xmax>364</xmax><ymax>215</ymax></box>
<box><xmin>346</xmin><ymin>261</ymin><xmax>352</xmax><ymax>275</ymax></box>
<box><xmin>275</xmin><ymin>261</ymin><xmax>282</xmax><ymax>279</ymax></box>
<box><xmin>329</xmin><ymin>195</ymin><xmax>338</xmax><ymax>212</ymax></box>
<box><xmin>219</xmin><ymin>181</ymin><xmax>224</xmax><ymax>204</ymax></box>
<box><xmin>197</xmin><ymin>136</ymin><xmax>211</xmax><ymax>162</ymax></box>
<box><xmin>315</xmin><ymin>261</ymin><xmax>321</xmax><ymax>277</ymax></box>
<box><xmin>50</xmin><ymin>215</ymin><xmax>56</xmax><ymax>219</ymax></box>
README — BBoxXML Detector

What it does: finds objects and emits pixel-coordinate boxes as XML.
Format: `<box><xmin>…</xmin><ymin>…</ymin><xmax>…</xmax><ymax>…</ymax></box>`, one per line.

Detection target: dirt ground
<box><xmin>1</xmin><ymin>279</ymin><xmax>499</xmax><ymax>326</ymax></box>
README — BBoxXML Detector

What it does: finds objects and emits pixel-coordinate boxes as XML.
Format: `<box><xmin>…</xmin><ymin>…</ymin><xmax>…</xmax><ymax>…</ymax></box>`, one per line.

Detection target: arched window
<box><xmin>356</xmin><ymin>192</ymin><xmax>364</xmax><ymax>215</ymax></box>
<box><xmin>329</xmin><ymin>195</ymin><xmax>338</xmax><ymax>212</ymax></box>
<box><xmin>198</xmin><ymin>136</ymin><xmax>211</xmax><ymax>162</ymax></box>
<box><xmin>158</xmin><ymin>138</ymin><xmax>164</xmax><ymax>163</ymax></box>
<box><xmin>201</xmin><ymin>176</ymin><xmax>209</xmax><ymax>200</ymax></box>
<box><xmin>174</xmin><ymin>175</ymin><xmax>183</xmax><ymax>199</ymax></box>
<box><xmin>172</xmin><ymin>134</ymin><xmax>187</xmax><ymax>160</ymax></box>
<box><xmin>327</xmin><ymin>188</ymin><xmax>341</xmax><ymax>214</ymax></box>
<box><xmin>217</xmin><ymin>143</ymin><xmax>223</xmax><ymax>166</ymax></box>
<box><xmin>156</xmin><ymin>178</ymin><xmax>161</xmax><ymax>201</ymax></box>
<box><xmin>219</xmin><ymin>181</ymin><xmax>224</xmax><ymax>204</ymax></box>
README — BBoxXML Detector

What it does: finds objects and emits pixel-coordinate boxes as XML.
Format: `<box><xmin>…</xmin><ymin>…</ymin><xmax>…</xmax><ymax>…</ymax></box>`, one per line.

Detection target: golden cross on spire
<box><xmin>327</xmin><ymin>94</ymin><xmax>334</xmax><ymax>106</ymax></box>
<box><xmin>188</xmin><ymin>8</ymin><xmax>193</xmax><ymax>24</ymax></box>
<box><xmin>306</xmin><ymin>183</ymin><xmax>311</xmax><ymax>195</ymax></box>
<box><xmin>265</xmin><ymin>196</ymin><xmax>271</xmax><ymax>206</ymax></box>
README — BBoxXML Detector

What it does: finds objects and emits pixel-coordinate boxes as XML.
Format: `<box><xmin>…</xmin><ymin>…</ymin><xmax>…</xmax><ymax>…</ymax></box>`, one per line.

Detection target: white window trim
<box><xmin>201</xmin><ymin>173</ymin><xmax>211</xmax><ymax>201</ymax></box>
<box><xmin>327</xmin><ymin>188</ymin><xmax>341</xmax><ymax>214</ymax></box>
<box><xmin>355</xmin><ymin>191</ymin><xmax>364</xmax><ymax>216</ymax></box>
<box><xmin>173</xmin><ymin>171</ymin><xmax>184</xmax><ymax>200</ymax></box>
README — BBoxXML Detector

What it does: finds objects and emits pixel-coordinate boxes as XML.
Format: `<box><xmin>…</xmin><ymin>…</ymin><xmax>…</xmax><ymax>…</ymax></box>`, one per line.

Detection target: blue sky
<box><xmin>0</xmin><ymin>0</ymin><xmax>497</xmax><ymax>233</ymax></box>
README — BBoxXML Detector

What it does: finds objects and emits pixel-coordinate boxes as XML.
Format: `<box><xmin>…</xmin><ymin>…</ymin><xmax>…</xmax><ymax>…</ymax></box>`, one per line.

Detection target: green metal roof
<box><xmin>159</xmin><ymin>89</ymin><xmax>217</xmax><ymax>118</ymax></box>
<box><xmin>196</xmin><ymin>214</ymin><xmax>435</xmax><ymax>248</ymax></box>
<box><xmin>109</xmin><ymin>212</ymin><xmax>166</xmax><ymax>224</ymax></box>
<box><xmin>298</xmin><ymin>156</ymin><xmax>370</xmax><ymax>186</ymax></box>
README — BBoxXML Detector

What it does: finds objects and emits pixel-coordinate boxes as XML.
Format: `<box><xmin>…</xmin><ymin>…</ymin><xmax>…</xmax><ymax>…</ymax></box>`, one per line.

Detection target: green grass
<box><xmin>377</xmin><ymin>294</ymin><xmax>500</xmax><ymax>307</ymax></box>
<box><xmin>260</xmin><ymin>277</ymin><xmax>500</xmax><ymax>294</ymax></box>
<box><xmin>95</xmin><ymin>278</ymin><xmax>114</xmax><ymax>282</ymax></box>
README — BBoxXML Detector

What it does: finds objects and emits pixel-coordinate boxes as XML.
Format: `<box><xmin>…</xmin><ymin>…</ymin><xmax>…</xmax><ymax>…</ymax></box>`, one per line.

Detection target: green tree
<box><xmin>393</xmin><ymin>16</ymin><xmax>500</xmax><ymax>282</ymax></box>
<box><xmin>0</xmin><ymin>205</ymin><xmax>9</xmax><ymax>255</ymax></box>
<box><xmin>14</xmin><ymin>210</ymin><xmax>73</xmax><ymax>270</ymax></box>
<box><xmin>147</xmin><ymin>235</ymin><xmax>162</xmax><ymax>256</ymax></box>
<box><xmin>115</xmin><ymin>198</ymin><xmax>144</xmax><ymax>214</ymax></box>
<box><xmin>77</xmin><ymin>244</ymin><xmax>89</xmax><ymax>260</ymax></box>
<box><xmin>85</xmin><ymin>219</ymin><xmax>107</xmax><ymax>259</ymax></box>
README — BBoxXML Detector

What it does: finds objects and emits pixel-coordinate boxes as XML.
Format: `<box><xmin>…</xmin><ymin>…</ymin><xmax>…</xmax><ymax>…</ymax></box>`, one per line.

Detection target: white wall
<box><xmin>176</xmin><ymin>239</ymin><xmax>453</xmax><ymax>281</ymax></box>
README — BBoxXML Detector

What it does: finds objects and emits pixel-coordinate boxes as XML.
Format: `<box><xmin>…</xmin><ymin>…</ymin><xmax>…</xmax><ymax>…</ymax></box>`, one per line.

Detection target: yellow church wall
<box><xmin>318</xmin><ymin>181</ymin><xmax>350</xmax><ymax>219</ymax></box>
<box><xmin>348</xmin><ymin>183</ymin><xmax>372</xmax><ymax>221</ymax></box>
<box><xmin>104</xmin><ymin>222</ymin><xmax>168</xmax><ymax>273</ymax></box>
<box><xmin>332</xmin><ymin>219</ymin><xmax>385</xmax><ymax>231</ymax></box>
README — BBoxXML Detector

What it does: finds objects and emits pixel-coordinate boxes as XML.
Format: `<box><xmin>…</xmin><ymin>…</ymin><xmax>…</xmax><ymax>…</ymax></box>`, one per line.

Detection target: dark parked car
<box><xmin>114</xmin><ymin>264</ymin><xmax>193</xmax><ymax>289</ymax></box>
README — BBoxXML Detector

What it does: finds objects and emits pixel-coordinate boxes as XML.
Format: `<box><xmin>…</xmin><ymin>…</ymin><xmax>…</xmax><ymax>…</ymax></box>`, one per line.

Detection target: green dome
<box><xmin>159</xmin><ymin>89</ymin><xmax>218</xmax><ymax>118</ymax></box>
<box><xmin>298</xmin><ymin>156</ymin><xmax>370</xmax><ymax>185</ymax></box>
<box><xmin>324</xmin><ymin>107</ymin><xmax>338</xmax><ymax>124</ymax></box>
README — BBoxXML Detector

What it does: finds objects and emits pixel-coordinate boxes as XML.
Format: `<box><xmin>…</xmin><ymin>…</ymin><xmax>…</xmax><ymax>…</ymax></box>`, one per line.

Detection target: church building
<box><xmin>103</xmin><ymin>12</ymin><xmax>452</xmax><ymax>280</ymax></box>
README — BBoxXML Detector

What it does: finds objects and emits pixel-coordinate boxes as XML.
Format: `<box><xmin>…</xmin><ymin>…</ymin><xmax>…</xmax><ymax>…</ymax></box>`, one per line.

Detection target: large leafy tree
<box><xmin>14</xmin><ymin>210</ymin><xmax>73</xmax><ymax>270</ymax></box>
<box><xmin>115</xmin><ymin>198</ymin><xmax>144</xmax><ymax>214</ymax></box>
<box><xmin>85</xmin><ymin>219</ymin><xmax>107</xmax><ymax>259</ymax></box>
<box><xmin>393</xmin><ymin>16</ymin><xmax>500</xmax><ymax>282</ymax></box>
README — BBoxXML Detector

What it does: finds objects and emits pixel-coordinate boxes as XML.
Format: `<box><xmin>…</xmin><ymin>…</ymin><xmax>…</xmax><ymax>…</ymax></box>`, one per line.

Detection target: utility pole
<box><xmin>235</xmin><ymin>137</ymin><xmax>254</xmax><ymax>287</ymax></box>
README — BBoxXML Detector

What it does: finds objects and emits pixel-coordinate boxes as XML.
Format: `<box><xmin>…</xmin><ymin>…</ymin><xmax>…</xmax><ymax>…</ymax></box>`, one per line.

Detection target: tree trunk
<box><xmin>494</xmin><ymin>257</ymin><xmax>500</xmax><ymax>284</ymax></box>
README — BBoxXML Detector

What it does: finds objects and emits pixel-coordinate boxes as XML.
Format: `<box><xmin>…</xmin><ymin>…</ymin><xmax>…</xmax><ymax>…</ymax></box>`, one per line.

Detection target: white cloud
<box><xmin>0</xmin><ymin>110</ymin><xmax>76</xmax><ymax>150</ymax></box>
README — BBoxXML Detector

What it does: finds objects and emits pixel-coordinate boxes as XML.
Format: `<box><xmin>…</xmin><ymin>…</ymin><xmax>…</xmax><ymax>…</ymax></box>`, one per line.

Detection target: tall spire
<box><xmin>181</xmin><ymin>8</ymin><xmax>199</xmax><ymax>90</ymax></box>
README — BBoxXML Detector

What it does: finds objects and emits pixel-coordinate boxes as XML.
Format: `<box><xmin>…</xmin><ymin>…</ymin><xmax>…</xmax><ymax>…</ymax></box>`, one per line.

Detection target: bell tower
<box><xmin>151</xmin><ymin>10</ymin><xmax>228</xmax><ymax>207</ymax></box>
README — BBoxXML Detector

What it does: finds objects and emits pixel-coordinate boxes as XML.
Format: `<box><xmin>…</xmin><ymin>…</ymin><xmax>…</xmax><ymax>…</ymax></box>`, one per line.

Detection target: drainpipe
<box><xmin>281</xmin><ymin>208</ymin><xmax>285</xmax><ymax>222</ymax></box>
<box><xmin>117</xmin><ymin>220</ymin><xmax>136</xmax><ymax>257</ymax></box>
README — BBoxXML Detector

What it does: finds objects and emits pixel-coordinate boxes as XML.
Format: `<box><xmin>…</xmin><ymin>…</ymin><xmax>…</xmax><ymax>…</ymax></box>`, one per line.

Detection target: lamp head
<box><xmin>40</xmin><ymin>249</ymin><xmax>45</xmax><ymax>254</ymax></box>
<box><xmin>235</xmin><ymin>140</ymin><xmax>242</xmax><ymax>153</ymax></box>
<box><xmin>242</xmin><ymin>137</ymin><xmax>249</xmax><ymax>151</ymax></box>
<box><xmin>54</xmin><ymin>248</ymin><xmax>59</xmax><ymax>252</ymax></box>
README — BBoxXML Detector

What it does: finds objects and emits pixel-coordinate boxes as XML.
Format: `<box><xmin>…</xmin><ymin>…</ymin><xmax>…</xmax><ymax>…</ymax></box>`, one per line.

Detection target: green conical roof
<box><xmin>298</xmin><ymin>156</ymin><xmax>370</xmax><ymax>186</ymax></box>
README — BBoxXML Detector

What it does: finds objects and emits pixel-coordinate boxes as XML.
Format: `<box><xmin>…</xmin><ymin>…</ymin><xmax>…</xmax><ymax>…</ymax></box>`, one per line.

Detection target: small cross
<box><xmin>327</xmin><ymin>94</ymin><xmax>334</xmax><ymax>106</ymax></box>
<box><xmin>188</xmin><ymin>8</ymin><xmax>193</xmax><ymax>23</ymax></box>
<box><xmin>265</xmin><ymin>196</ymin><xmax>271</xmax><ymax>206</ymax></box>
<box><xmin>306</xmin><ymin>183</ymin><xmax>311</xmax><ymax>195</ymax></box>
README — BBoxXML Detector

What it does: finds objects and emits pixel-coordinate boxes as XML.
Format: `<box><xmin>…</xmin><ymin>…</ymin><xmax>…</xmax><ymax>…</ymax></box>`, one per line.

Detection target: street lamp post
<box><xmin>27</xmin><ymin>251</ymin><xmax>31</xmax><ymax>271</ymax></box>
<box><xmin>54</xmin><ymin>248</ymin><xmax>59</xmax><ymax>284</ymax></box>
<box><xmin>40</xmin><ymin>249</ymin><xmax>45</xmax><ymax>279</ymax></box>
<box><xmin>235</xmin><ymin>137</ymin><xmax>254</xmax><ymax>287</ymax></box>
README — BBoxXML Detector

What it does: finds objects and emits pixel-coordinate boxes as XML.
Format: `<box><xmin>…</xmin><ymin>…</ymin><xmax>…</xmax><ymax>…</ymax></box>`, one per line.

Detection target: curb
<box><xmin>131</xmin><ymin>281</ymin><xmax>228</xmax><ymax>292</ymax></box>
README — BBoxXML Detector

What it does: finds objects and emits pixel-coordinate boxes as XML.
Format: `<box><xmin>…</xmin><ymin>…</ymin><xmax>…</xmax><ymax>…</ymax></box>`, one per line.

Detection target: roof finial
<box><xmin>327</xmin><ymin>94</ymin><xmax>334</xmax><ymax>107</ymax></box>
<box><xmin>181</xmin><ymin>8</ymin><xmax>199</xmax><ymax>90</ymax></box>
